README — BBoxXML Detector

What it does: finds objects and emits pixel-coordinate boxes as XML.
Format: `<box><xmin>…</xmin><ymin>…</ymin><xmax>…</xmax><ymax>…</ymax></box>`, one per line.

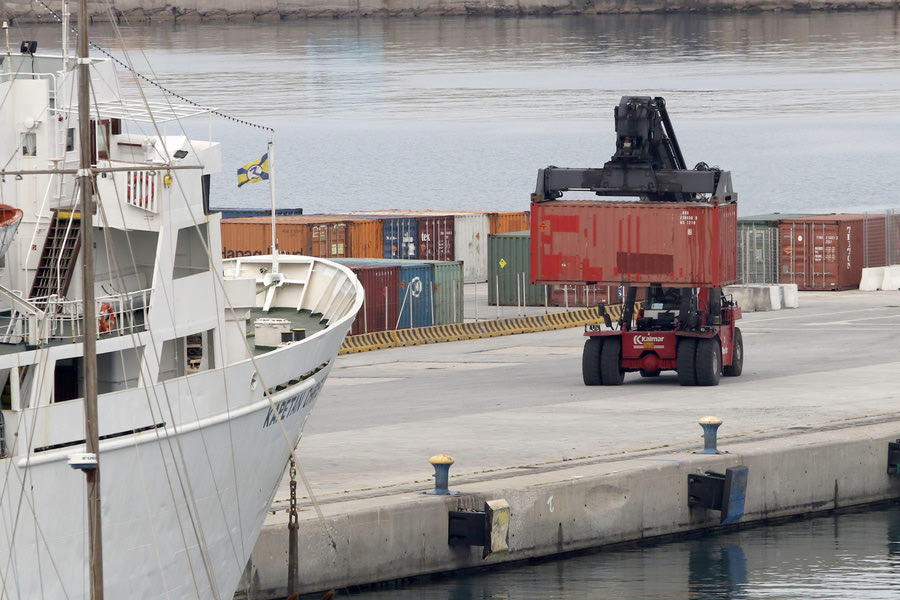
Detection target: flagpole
<box><xmin>268</xmin><ymin>139</ymin><xmax>278</xmax><ymax>272</ymax></box>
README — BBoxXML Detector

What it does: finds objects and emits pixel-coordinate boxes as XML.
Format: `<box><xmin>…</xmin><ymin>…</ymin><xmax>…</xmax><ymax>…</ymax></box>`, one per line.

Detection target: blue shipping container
<box><xmin>396</xmin><ymin>263</ymin><xmax>434</xmax><ymax>329</ymax></box>
<box><xmin>382</xmin><ymin>218</ymin><xmax>418</xmax><ymax>260</ymax></box>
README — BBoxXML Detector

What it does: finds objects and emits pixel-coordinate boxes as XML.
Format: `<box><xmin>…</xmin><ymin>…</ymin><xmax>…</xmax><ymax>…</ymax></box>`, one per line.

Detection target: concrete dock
<box><xmin>238</xmin><ymin>289</ymin><xmax>900</xmax><ymax>599</ymax></box>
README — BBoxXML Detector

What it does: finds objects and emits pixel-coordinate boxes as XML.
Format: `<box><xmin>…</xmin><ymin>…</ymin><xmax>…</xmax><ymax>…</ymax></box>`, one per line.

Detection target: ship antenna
<box><xmin>62</xmin><ymin>0</ymin><xmax>70</xmax><ymax>71</ymax></box>
<box><xmin>3</xmin><ymin>22</ymin><xmax>10</xmax><ymax>78</ymax></box>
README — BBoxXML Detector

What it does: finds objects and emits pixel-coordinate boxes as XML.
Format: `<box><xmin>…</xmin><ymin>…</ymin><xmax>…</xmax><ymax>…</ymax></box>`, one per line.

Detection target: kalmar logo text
<box><xmin>633</xmin><ymin>335</ymin><xmax>666</xmax><ymax>344</ymax></box>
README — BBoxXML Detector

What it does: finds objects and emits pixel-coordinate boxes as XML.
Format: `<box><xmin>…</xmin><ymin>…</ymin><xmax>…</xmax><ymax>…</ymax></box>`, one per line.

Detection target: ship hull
<box><xmin>0</xmin><ymin>329</ymin><xmax>343</xmax><ymax>599</ymax></box>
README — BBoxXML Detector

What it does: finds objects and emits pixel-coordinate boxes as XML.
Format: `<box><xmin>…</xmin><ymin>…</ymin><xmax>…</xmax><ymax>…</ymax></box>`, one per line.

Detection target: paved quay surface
<box><xmin>242</xmin><ymin>288</ymin><xmax>900</xmax><ymax>598</ymax></box>
<box><xmin>293</xmin><ymin>289</ymin><xmax>899</xmax><ymax>502</ymax></box>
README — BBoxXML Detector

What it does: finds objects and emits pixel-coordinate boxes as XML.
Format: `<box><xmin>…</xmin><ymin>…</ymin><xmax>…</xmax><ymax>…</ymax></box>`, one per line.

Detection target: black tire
<box><xmin>723</xmin><ymin>328</ymin><xmax>743</xmax><ymax>377</ymax></box>
<box><xmin>639</xmin><ymin>369</ymin><xmax>660</xmax><ymax>378</ymax></box>
<box><xmin>677</xmin><ymin>338</ymin><xmax>698</xmax><ymax>386</ymax></box>
<box><xmin>600</xmin><ymin>336</ymin><xmax>625</xmax><ymax>386</ymax></box>
<box><xmin>695</xmin><ymin>338</ymin><xmax>722</xmax><ymax>386</ymax></box>
<box><xmin>582</xmin><ymin>337</ymin><xmax>603</xmax><ymax>386</ymax></box>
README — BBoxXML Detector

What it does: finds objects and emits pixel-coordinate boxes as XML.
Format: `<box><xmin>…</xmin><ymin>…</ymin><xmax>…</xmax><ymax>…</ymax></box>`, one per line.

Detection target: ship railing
<box><xmin>0</xmin><ymin>288</ymin><xmax>152</xmax><ymax>345</ymax></box>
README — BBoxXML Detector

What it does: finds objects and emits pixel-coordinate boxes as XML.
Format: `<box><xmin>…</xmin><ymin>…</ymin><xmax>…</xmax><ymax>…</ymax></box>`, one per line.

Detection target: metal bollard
<box><xmin>696</xmin><ymin>416</ymin><xmax>726</xmax><ymax>454</ymax></box>
<box><xmin>425</xmin><ymin>454</ymin><xmax>459</xmax><ymax>495</ymax></box>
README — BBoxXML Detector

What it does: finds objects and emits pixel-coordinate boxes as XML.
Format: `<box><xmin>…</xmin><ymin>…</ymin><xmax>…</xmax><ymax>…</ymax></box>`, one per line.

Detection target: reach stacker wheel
<box><xmin>582</xmin><ymin>337</ymin><xmax>603</xmax><ymax>386</ymax></box>
<box><xmin>723</xmin><ymin>328</ymin><xmax>743</xmax><ymax>377</ymax></box>
<box><xmin>676</xmin><ymin>338</ymin><xmax>697</xmax><ymax>386</ymax></box>
<box><xmin>695</xmin><ymin>338</ymin><xmax>722</xmax><ymax>386</ymax></box>
<box><xmin>600</xmin><ymin>336</ymin><xmax>625</xmax><ymax>386</ymax></box>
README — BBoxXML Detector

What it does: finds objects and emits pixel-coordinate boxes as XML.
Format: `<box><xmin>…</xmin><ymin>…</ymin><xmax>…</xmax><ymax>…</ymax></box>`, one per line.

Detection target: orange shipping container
<box><xmin>220</xmin><ymin>216</ymin><xmax>383</xmax><ymax>259</ymax></box>
<box><xmin>220</xmin><ymin>219</ymin><xmax>282</xmax><ymax>258</ymax></box>
<box><xmin>489</xmin><ymin>211</ymin><xmax>530</xmax><ymax>235</ymax></box>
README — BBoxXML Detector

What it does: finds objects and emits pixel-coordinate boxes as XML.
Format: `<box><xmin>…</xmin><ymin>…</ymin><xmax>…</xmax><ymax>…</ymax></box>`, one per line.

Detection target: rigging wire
<box><xmin>30</xmin><ymin>0</ymin><xmax>275</xmax><ymax>134</ymax></box>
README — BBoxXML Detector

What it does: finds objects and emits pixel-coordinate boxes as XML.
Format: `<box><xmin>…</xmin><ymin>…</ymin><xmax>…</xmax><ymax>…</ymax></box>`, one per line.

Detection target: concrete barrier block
<box><xmin>724</xmin><ymin>286</ymin><xmax>756</xmax><ymax>312</ymax></box>
<box><xmin>882</xmin><ymin>265</ymin><xmax>900</xmax><ymax>291</ymax></box>
<box><xmin>765</xmin><ymin>285</ymin><xmax>783</xmax><ymax>311</ymax></box>
<box><xmin>748</xmin><ymin>285</ymin><xmax>780</xmax><ymax>311</ymax></box>
<box><xmin>859</xmin><ymin>267</ymin><xmax>886</xmax><ymax>291</ymax></box>
<box><xmin>780</xmin><ymin>284</ymin><xmax>799</xmax><ymax>308</ymax></box>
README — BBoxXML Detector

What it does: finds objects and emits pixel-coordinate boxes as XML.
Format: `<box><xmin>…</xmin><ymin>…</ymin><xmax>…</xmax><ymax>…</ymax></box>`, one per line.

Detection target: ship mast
<box><xmin>77</xmin><ymin>0</ymin><xmax>104</xmax><ymax>595</ymax></box>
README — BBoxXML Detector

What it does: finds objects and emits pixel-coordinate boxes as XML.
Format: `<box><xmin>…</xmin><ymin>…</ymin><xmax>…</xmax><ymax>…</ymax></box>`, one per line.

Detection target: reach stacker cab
<box><xmin>530</xmin><ymin>95</ymin><xmax>743</xmax><ymax>386</ymax></box>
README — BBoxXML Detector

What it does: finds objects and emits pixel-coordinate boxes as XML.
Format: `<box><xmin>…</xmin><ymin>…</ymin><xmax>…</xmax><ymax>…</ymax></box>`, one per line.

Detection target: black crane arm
<box><xmin>532</xmin><ymin>96</ymin><xmax>736</xmax><ymax>205</ymax></box>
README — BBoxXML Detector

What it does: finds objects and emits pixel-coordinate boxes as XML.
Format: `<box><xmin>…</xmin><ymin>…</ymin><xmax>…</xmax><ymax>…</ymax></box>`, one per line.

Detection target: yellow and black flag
<box><xmin>237</xmin><ymin>153</ymin><xmax>269</xmax><ymax>187</ymax></box>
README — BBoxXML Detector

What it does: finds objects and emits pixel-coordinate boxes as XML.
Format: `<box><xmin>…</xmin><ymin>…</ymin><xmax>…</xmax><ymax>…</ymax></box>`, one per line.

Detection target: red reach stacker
<box><xmin>530</xmin><ymin>96</ymin><xmax>743</xmax><ymax>386</ymax></box>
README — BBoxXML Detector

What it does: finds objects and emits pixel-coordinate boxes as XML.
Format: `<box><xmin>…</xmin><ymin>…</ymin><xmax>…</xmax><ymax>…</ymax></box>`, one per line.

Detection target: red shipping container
<box><xmin>778</xmin><ymin>214</ymin><xmax>887</xmax><ymax>290</ymax></box>
<box><xmin>548</xmin><ymin>284</ymin><xmax>614</xmax><ymax>307</ymax></box>
<box><xmin>530</xmin><ymin>200</ymin><xmax>738</xmax><ymax>287</ymax></box>
<box><xmin>416</xmin><ymin>215</ymin><xmax>455</xmax><ymax>261</ymax></box>
<box><xmin>347</xmin><ymin>264</ymin><xmax>401</xmax><ymax>335</ymax></box>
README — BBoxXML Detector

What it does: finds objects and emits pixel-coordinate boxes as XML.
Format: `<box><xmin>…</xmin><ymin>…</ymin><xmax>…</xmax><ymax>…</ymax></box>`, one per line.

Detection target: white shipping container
<box><xmin>453</xmin><ymin>213</ymin><xmax>489</xmax><ymax>283</ymax></box>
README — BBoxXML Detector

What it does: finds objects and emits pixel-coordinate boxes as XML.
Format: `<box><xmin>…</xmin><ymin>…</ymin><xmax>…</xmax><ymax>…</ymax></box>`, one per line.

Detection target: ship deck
<box><xmin>246</xmin><ymin>308</ymin><xmax>330</xmax><ymax>357</ymax></box>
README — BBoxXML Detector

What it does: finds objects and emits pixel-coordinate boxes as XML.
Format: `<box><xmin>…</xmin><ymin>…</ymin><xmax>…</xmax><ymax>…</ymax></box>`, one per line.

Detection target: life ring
<box><xmin>126</xmin><ymin>172</ymin><xmax>154</xmax><ymax>208</ymax></box>
<box><xmin>99</xmin><ymin>302</ymin><xmax>115</xmax><ymax>333</ymax></box>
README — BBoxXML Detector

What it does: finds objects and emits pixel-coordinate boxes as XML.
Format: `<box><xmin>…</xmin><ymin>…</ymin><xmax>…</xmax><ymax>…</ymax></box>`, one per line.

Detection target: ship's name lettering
<box><xmin>263</xmin><ymin>381</ymin><xmax>324</xmax><ymax>428</ymax></box>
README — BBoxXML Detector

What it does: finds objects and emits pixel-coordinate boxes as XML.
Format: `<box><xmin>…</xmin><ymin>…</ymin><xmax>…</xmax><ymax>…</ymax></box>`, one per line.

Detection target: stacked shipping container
<box><xmin>334</xmin><ymin>258</ymin><xmax>464</xmax><ymax>331</ymax></box>
<box><xmin>487</xmin><ymin>231</ymin><xmax>615</xmax><ymax>307</ymax></box>
<box><xmin>221</xmin><ymin>210</ymin><xmax>528</xmax><ymax>284</ymax></box>
<box><xmin>219</xmin><ymin>216</ymin><xmax>383</xmax><ymax>259</ymax></box>
<box><xmin>737</xmin><ymin>214</ymin><xmax>819</xmax><ymax>284</ymax></box>
<box><xmin>778</xmin><ymin>214</ymin><xmax>888</xmax><ymax>290</ymax></box>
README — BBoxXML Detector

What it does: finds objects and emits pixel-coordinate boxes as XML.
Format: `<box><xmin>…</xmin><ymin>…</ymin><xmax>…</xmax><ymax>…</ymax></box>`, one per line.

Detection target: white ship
<box><xmin>0</xmin><ymin>25</ymin><xmax>362</xmax><ymax>600</ymax></box>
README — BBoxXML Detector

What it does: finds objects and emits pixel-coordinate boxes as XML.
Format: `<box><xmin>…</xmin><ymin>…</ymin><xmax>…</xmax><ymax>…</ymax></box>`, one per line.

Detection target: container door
<box><xmin>780</xmin><ymin>222</ymin><xmax>809</xmax><ymax>288</ymax></box>
<box><xmin>397</xmin><ymin>265</ymin><xmax>434</xmax><ymax>329</ymax></box>
<box><xmin>430</xmin><ymin>261</ymin><xmax>463</xmax><ymax>325</ymax></box>
<box><xmin>350</xmin><ymin>265</ymin><xmax>400</xmax><ymax>334</ymax></box>
<box><xmin>383</xmin><ymin>218</ymin><xmax>418</xmax><ymax>259</ymax></box>
<box><xmin>417</xmin><ymin>216</ymin><xmax>454</xmax><ymax>261</ymax></box>
<box><xmin>812</xmin><ymin>223</ymin><xmax>838</xmax><ymax>290</ymax></box>
<box><xmin>330</xmin><ymin>223</ymin><xmax>348</xmax><ymax>257</ymax></box>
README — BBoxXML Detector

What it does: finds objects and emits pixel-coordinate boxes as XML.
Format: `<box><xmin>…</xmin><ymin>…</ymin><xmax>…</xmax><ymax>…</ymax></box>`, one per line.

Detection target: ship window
<box><xmin>173</xmin><ymin>223</ymin><xmax>210</xmax><ymax>279</ymax></box>
<box><xmin>158</xmin><ymin>338</ymin><xmax>186</xmax><ymax>381</ymax></box>
<box><xmin>159</xmin><ymin>329</ymin><xmax>214</xmax><ymax>382</ymax></box>
<box><xmin>16</xmin><ymin>366</ymin><xmax>32</xmax><ymax>409</ymax></box>
<box><xmin>97</xmin><ymin>120</ymin><xmax>110</xmax><ymax>160</ymax></box>
<box><xmin>186</xmin><ymin>329</ymin><xmax>215</xmax><ymax>374</ymax></box>
<box><xmin>97</xmin><ymin>347</ymin><xmax>144</xmax><ymax>393</ymax></box>
<box><xmin>66</xmin><ymin>128</ymin><xmax>74</xmax><ymax>152</ymax></box>
<box><xmin>54</xmin><ymin>357</ymin><xmax>83</xmax><ymax>402</ymax></box>
<box><xmin>21</xmin><ymin>133</ymin><xmax>36</xmax><ymax>157</ymax></box>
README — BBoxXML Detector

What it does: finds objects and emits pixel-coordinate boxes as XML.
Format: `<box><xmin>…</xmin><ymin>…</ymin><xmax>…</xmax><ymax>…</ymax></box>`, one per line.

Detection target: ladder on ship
<box><xmin>30</xmin><ymin>210</ymin><xmax>82</xmax><ymax>303</ymax></box>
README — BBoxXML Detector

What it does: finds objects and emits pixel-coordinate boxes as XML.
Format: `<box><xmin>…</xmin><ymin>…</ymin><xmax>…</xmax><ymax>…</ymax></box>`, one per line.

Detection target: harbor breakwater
<box><xmin>6</xmin><ymin>0</ymin><xmax>900</xmax><ymax>22</ymax></box>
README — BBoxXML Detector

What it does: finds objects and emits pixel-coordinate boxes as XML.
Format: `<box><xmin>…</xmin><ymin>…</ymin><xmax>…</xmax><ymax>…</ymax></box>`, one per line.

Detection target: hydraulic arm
<box><xmin>532</xmin><ymin>96</ymin><xmax>736</xmax><ymax>204</ymax></box>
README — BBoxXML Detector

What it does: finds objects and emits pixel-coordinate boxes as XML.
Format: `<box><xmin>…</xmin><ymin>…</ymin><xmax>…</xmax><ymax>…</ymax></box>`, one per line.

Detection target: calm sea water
<box><xmin>19</xmin><ymin>12</ymin><xmax>900</xmax><ymax>216</ymax></box>
<box><xmin>350</xmin><ymin>504</ymin><xmax>900</xmax><ymax>599</ymax></box>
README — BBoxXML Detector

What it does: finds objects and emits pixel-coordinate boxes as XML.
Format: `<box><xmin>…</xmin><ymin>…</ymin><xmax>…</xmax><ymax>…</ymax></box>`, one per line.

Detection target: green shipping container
<box><xmin>487</xmin><ymin>231</ymin><xmax>546</xmax><ymax>306</ymax></box>
<box><xmin>425</xmin><ymin>261</ymin><xmax>464</xmax><ymax>325</ymax></box>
